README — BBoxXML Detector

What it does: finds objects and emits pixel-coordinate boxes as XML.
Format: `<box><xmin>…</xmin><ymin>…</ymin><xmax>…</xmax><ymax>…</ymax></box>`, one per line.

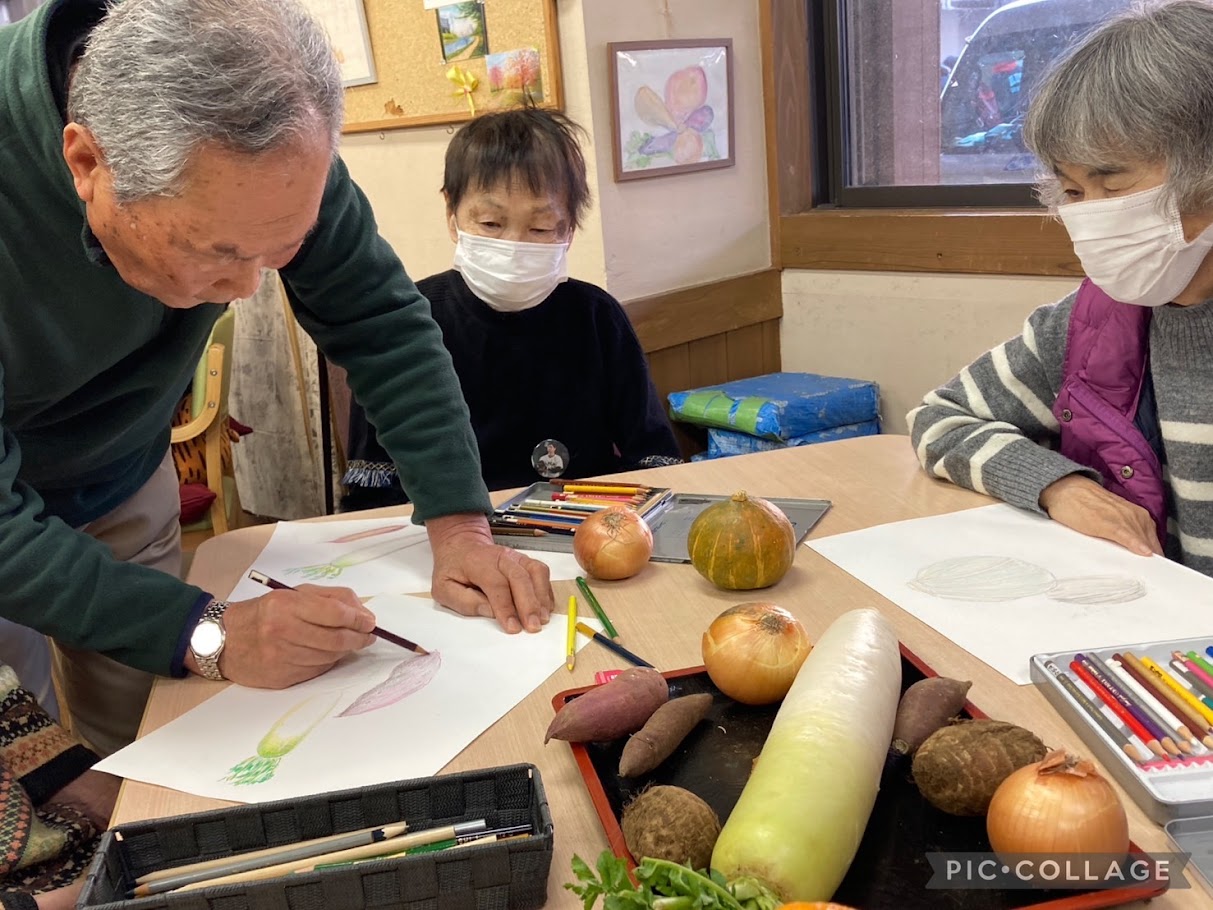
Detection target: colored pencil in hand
<box><xmin>247</xmin><ymin>570</ymin><xmax>428</xmax><ymax>655</ymax></box>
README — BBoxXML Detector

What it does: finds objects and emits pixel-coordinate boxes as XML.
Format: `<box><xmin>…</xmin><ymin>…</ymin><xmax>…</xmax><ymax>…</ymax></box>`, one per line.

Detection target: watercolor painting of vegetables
<box><xmin>223</xmin><ymin>651</ymin><xmax>443</xmax><ymax>785</ymax></box>
<box><xmin>907</xmin><ymin>555</ymin><xmax>1145</xmax><ymax>605</ymax></box>
<box><xmin>608</xmin><ymin>39</ymin><xmax>735</xmax><ymax>181</ymax></box>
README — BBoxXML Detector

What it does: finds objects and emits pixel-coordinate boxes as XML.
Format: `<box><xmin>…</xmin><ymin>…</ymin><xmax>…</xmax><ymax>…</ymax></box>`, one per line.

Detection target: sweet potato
<box><xmin>619</xmin><ymin>693</ymin><xmax>714</xmax><ymax>777</ymax></box>
<box><xmin>889</xmin><ymin>676</ymin><xmax>972</xmax><ymax>757</ymax></box>
<box><xmin>545</xmin><ymin>667</ymin><xmax>669</xmax><ymax>744</ymax></box>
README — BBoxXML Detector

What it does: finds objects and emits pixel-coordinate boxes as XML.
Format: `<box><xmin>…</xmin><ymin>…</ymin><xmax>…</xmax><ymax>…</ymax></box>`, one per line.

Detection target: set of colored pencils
<box><xmin>1044</xmin><ymin>643</ymin><xmax>1213</xmax><ymax>768</ymax></box>
<box><xmin>490</xmin><ymin>481</ymin><xmax>663</xmax><ymax>536</ymax></box>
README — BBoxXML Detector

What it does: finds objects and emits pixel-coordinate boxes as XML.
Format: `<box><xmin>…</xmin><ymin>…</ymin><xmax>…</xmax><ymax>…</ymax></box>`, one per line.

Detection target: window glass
<box><xmin>832</xmin><ymin>0</ymin><xmax>1133</xmax><ymax>204</ymax></box>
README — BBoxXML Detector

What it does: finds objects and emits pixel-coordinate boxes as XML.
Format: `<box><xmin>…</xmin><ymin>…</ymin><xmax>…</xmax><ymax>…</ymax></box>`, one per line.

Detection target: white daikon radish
<box><xmin>710</xmin><ymin>608</ymin><xmax>901</xmax><ymax>902</ymax></box>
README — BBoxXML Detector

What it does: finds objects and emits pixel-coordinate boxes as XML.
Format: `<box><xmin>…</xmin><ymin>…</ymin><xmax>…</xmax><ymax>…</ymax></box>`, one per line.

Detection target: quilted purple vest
<box><xmin>1052</xmin><ymin>279</ymin><xmax>1167</xmax><ymax>545</ymax></box>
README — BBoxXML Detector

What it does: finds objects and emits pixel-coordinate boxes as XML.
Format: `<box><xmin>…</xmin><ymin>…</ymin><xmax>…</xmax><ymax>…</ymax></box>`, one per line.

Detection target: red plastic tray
<box><xmin>551</xmin><ymin>646</ymin><xmax>1167</xmax><ymax>910</ymax></box>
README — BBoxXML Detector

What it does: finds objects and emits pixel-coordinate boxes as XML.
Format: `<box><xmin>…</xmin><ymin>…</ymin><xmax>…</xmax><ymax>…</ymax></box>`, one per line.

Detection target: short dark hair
<box><xmin>442</xmin><ymin>107</ymin><xmax>590</xmax><ymax>230</ymax></box>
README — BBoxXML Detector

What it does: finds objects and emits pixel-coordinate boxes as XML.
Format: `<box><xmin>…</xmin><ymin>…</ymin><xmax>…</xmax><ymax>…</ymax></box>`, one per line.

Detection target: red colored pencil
<box><xmin>1071</xmin><ymin>660</ymin><xmax>1165</xmax><ymax>758</ymax></box>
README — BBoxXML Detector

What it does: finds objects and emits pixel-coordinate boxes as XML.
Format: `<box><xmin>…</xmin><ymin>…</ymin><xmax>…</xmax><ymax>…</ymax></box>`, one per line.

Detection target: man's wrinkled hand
<box><xmin>1039</xmin><ymin>474</ymin><xmax>1162</xmax><ymax>557</ymax></box>
<box><xmin>427</xmin><ymin>513</ymin><xmax>554</xmax><ymax>633</ymax></box>
<box><xmin>191</xmin><ymin>585</ymin><xmax>377</xmax><ymax>687</ymax></box>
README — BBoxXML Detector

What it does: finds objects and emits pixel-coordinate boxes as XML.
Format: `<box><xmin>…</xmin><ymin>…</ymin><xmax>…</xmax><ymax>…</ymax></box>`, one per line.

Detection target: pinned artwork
<box><xmin>487</xmin><ymin>47</ymin><xmax>544</xmax><ymax>103</ymax></box>
<box><xmin>437</xmin><ymin>1</ymin><xmax>489</xmax><ymax>63</ymax></box>
<box><xmin>608</xmin><ymin>39</ymin><xmax>735</xmax><ymax>181</ymax></box>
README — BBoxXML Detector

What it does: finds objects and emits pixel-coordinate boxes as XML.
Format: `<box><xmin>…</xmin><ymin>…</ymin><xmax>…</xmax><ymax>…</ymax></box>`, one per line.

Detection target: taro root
<box><xmin>911</xmin><ymin>719</ymin><xmax>1048</xmax><ymax>816</ymax></box>
<box><xmin>621</xmin><ymin>785</ymin><xmax>721</xmax><ymax>870</ymax></box>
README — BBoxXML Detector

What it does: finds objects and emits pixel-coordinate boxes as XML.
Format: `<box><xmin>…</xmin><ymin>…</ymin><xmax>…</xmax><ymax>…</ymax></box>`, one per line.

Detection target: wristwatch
<box><xmin>189</xmin><ymin>600</ymin><xmax>228</xmax><ymax>681</ymax></box>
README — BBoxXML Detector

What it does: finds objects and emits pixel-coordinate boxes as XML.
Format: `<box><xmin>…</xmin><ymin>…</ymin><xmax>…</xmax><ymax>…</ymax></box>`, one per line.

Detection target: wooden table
<box><xmin>112</xmin><ymin>435</ymin><xmax>1203</xmax><ymax>907</ymax></box>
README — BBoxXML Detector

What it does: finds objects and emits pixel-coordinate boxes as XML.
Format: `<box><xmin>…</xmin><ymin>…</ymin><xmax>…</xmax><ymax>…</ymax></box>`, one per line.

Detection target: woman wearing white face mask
<box><xmin>341</xmin><ymin>108</ymin><xmax>681</xmax><ymax>509</ymax></box>
<box><xmin>909</xmin><ymin>0</ymin><xmax>1213</xmax><ymax>572</ymax></box>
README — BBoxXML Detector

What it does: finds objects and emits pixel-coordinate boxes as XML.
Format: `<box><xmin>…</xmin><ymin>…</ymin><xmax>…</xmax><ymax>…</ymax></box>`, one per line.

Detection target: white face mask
<box><xmin>1058</xmin><ymin>184</ymin><xmax>1213</xmax><ymax>307</ymax></box>
<box><xmin>452</xmin><ymin>230</ymin><xmax>569</xmax><ymax>312</ymax></box>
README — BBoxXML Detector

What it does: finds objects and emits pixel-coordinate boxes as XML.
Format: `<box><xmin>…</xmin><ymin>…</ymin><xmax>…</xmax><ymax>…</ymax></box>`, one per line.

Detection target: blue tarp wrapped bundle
<box><xmin>668</xmin><ymin>373</ymin><xmax>881</xmax><ymax>457</ymax></box>
<box><xmin>706</xmin><ymin>419</ymin><xmax>881</xmax><ymax>457</ymax></box>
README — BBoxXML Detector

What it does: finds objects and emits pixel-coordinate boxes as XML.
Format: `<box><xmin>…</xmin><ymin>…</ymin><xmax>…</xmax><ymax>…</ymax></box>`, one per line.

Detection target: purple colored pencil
<box><xmin>1075</xmin><ymin>653</ymin><xmax>1177</xmax><ymax>757</ymax></box>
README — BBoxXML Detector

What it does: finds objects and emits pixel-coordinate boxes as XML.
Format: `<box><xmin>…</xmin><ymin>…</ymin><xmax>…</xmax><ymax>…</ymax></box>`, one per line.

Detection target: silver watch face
<box><xmin>191</xmin><ymin>619</ymin><xmax>224</xmax><ymax>658</ymax></box>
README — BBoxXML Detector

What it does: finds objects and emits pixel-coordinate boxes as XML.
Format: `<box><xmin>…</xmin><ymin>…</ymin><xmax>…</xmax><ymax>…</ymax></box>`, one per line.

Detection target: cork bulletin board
<box><xmin>317</xmin><ymin>0</ymin><xmax>564</xmax><ymax>135</ymax></box>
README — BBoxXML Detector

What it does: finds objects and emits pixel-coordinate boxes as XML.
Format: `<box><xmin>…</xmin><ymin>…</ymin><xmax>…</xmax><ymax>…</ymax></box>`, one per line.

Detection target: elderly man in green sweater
<box><xmin>0</xmin><ymin>0</ymin><xmax>554</xmax><ymax>757</ymax></box>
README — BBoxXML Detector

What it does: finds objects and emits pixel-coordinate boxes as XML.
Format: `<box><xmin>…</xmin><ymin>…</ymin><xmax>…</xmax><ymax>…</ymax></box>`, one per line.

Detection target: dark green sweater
<box><xmin>0</xmin><ymin>0</ymin><xmax>490</xmax><ymax>676</ymax></box>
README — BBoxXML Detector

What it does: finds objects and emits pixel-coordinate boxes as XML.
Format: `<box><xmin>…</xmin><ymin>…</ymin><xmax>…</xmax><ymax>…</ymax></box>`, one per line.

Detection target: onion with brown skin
<box><xmin>701</xmin><ymin>603</ymin><xmax>812</xmax><ymax>705</ymax></box>
<box><xmin>987</xmin><ymin>750</ymin><xmax>1129</xmax><ymax>875</ymax></box>
<box><xmin>573</xmin><ymin>506</ymin><xmax>653</xmax><ymax>580</ymax></box>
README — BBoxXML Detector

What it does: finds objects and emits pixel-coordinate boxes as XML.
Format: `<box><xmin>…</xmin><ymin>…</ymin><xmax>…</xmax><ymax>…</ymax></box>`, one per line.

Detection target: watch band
<box><xmin>192</xmin><ymin>600</ymin><xmax>228</xmax><ymax>681</ymax></box>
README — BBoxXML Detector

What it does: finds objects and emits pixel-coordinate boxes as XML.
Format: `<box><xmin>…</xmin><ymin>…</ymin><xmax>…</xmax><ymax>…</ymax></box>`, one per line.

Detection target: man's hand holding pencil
<box><xmin>195</xmin><ymin>585</ymin><xmax>378</xmax><ymax>688</ymax></box>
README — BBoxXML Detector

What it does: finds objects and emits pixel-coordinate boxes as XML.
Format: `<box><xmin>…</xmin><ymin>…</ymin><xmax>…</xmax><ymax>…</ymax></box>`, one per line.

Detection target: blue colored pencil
<box><xmin>575</xmin><ymin>622</ymin><xmax>653</xmax><ymax>668</ymax></box>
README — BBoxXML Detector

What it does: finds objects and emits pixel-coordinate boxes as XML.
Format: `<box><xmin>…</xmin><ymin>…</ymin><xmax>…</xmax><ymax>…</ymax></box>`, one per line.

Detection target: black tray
<box><xmin>78</xmin><ymin>763</ymin><xmax>552</xmax><ymax>910</ymax></box>
<box><xmin>555</xmin><ymin>657</ymin><xmax>1165</xmax><ymax>910</ymax></box>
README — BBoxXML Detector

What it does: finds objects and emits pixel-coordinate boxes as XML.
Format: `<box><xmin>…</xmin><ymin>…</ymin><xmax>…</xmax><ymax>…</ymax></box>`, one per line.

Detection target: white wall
<box><xmin>781</xmin><ymin>270</ymin><xmax>1079</xmax><ymax>435</ymax></box>
<box><xmin>581</xmin><ymin>0</ymin><xmax>771</xmax><ymax>300</ymax></box>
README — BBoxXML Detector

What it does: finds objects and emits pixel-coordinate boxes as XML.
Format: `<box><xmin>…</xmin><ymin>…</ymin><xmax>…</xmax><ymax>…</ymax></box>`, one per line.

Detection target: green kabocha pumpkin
<box><xmin>687</xmin><ymin>491</ymin><xmax>796</xmax><ymax>590</ymax></box>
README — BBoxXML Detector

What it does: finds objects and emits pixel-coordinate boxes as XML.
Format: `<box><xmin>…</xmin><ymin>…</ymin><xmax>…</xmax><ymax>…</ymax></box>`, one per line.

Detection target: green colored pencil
<box><xmin>575</xmin><ymin>576</ymin><xmax>619</xmax><ymax>639</ymax></box>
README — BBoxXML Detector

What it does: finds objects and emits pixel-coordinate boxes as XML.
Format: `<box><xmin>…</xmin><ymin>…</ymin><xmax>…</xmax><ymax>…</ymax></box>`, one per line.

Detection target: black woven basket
<box><xmin>77</xmin><ymin>763</ymin><xmax>553</xmax><ymax>910</ymax></box>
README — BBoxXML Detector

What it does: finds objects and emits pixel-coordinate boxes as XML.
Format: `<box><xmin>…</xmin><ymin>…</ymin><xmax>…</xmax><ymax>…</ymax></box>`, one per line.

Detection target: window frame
<box><xmin>764</xmin><ymin>0</ymin><xmax>1080</xmax><ymax>277</ymax></box>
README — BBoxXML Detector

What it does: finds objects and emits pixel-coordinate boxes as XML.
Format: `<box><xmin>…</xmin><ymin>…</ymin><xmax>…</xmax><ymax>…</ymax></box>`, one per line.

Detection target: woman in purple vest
<box><xmin>910</xmin><ymin>0</ymin><xmax>1213</xmax><ymax>577</ymax></box>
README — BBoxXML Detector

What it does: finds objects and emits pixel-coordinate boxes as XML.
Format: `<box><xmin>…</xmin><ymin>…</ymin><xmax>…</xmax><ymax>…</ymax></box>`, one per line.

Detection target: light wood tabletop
<box><xmin>111</xmin><ymin>435</ymin><xmax>1205</xmax><ymax>908</ymax></box>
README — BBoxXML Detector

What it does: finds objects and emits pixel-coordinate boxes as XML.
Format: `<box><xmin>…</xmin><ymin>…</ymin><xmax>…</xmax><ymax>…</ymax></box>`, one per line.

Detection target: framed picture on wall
<box><xmin>607</xmin><ymin>38</ymin><xmax>735</xmax><ymax>181</ymax></box>
<box><xmin>299</xmin><ymin>0</ymin><xmax>378</xmax><ymax>88</ymax></box>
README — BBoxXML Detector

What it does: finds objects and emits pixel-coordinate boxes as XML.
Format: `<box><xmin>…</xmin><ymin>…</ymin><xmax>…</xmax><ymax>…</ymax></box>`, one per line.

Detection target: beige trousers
<box><xmin>54</xmin><ymin>451</ymin><xmax>183</xmax><ymax>757</ymax></box>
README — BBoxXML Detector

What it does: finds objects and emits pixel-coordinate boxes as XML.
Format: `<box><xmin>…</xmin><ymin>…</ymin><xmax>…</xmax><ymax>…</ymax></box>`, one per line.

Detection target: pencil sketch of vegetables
<box><xmin>223</xmin><ymin>690</ymin><xmax>344</xmax><ymax>786</ymax></box>
<box><xmin>907</xmin><ymin>556</ymin><xmax>1145</xmax><ymax>605</ymax></box>
<box><xmin>288</xmin><ymin>534</ymin><xmax>428</xmax><ymax>580</ymax></box>
<box><xmin>221</xmin><ymin>653</ymin><xmax>443</xmax><ymax>785</ymax></box>
<box><xmin>338</xmin><ymin>651</ymin><xmax>442</xmax><ymax>717</ymax></box>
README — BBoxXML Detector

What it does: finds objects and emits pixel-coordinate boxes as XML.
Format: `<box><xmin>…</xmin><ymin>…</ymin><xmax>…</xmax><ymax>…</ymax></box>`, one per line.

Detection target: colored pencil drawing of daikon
<box><xmin>223</xmin><ymin>651</ymin><xmax>442</xmax><ymax>785</ymax></box>
<box><xmin>907</xmin><ymin>556</ymin><xmax>1146</xmax><ymax>605</ymax></box>
<box><xmin>287</xmin><ymin>533</ymin><xmax>428</xmax><ymax>581</ymax></box>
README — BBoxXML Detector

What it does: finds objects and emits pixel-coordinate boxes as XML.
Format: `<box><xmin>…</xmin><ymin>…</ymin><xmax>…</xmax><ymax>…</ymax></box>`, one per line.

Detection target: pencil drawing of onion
<box><xmin>1046</xmin><ymin>576</ymin><xmax>1146</xmax><ymax>605</ymax></box>
<box><xmin>907</xmin><ymin>556</ymin><xmax>1057</xmax><ymax>601</ymax></box>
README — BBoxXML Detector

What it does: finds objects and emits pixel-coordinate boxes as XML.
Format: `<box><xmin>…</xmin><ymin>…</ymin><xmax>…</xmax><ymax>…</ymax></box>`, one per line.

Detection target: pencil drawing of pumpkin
<box><xmin>1045</xmin><ymin>575</ymin><xmax>1146</xmax><ymax>605</ymax></box>
<box><xmin>907</xmin><ymin>556</ymin><xmax>1057</xmax><ymax>602</ymax></box>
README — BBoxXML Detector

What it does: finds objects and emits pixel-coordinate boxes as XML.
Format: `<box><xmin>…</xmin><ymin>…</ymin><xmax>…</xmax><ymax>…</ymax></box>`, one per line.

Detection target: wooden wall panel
<box><xmin>625</xmin><ymin>268</ymin><xmax>784</xmax><ymax>460</ymax></box>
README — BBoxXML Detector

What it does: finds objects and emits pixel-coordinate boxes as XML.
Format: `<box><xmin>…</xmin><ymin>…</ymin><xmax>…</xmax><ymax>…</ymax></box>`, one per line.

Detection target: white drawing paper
<box><xmin>96</xmin><ymin>595</ymin><xmax>602</xmax><ymax>802</ymax></box>
<box><xmin>225</xmin><ymin>516</ymin><xmax>583</xmax><ymax>602</ymax></box>
<box><xmin>808</xmin><ymin>504</ymin><xmax>1213</xmax><ymax>685</ymax></box>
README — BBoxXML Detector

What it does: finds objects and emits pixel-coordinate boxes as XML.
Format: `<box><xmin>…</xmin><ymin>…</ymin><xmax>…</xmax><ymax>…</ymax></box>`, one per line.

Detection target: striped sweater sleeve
<box><xmin>906</xmin><ymin>289</ymin><xmax>1100</xmax><ymax>513</ymax></box>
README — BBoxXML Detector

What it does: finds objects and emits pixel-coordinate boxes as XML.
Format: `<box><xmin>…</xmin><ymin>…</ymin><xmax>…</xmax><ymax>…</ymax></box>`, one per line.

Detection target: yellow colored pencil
<box><xmin>566</xmin><ymin>594</ymin><xmax>577</xmax><ymax>671</ymax></box>
<box><xmin>1141</xmin><ymin>656</ymin><xmax>1213</xmax><ymax>726</ymax></box>
<box><xmin>561</xmin><ymin>484</ymin><xmax>647</xmax><ymax>495</ymax></box>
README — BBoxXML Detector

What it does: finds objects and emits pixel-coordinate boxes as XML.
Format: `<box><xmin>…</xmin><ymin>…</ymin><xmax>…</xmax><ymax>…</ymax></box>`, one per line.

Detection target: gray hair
<box><xmin>68</xmin><ymin>0</ymin><xmax>343</xmax><ymax>202</ymax></box>
<box><xmin>1024</xmin><ymin>0</ymin><xmax>1213</xmax><ymax>213</ymax></box>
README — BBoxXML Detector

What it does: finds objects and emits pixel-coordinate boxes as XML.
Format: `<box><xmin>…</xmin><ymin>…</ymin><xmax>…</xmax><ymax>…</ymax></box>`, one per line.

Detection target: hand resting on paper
<box><xmin>1039</xmin><ymin>474</ymin><xmax>1163</xmax><ymax>558</ymax></box>
<box><xmin>188</xmin><ymin>584</ymin><xmax>377</xmax><ymax>687</ymax></box>
<box><xmin>426</xmin><ymin>512</ymin><xmax>554</xmax><ymax>634</ymax></box>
